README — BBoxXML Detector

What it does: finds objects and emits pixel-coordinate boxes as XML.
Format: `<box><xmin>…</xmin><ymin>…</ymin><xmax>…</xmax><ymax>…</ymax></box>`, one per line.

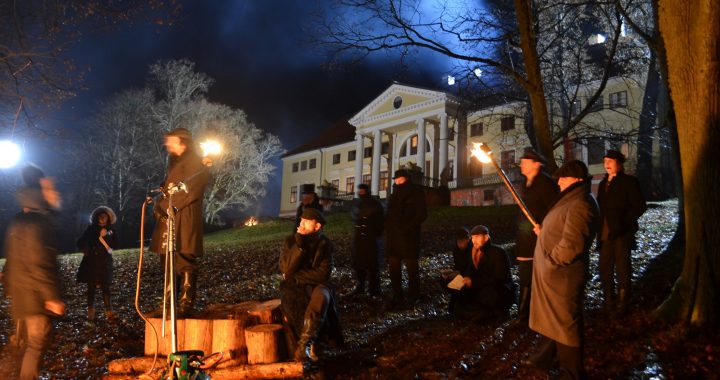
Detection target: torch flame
<box><xmin>244</xmin><ymin>216</ymin><xmax>259</xmax><ymax>227</ymax></box>
<box><xmin>200</xmin><ymin>140</ymin><xmax>222</xmax><ymax>157</ymax></box>
<box><xmin>470</xmin><ymin>142</ymin><xmax>492</xmax><ymax>164</ymax></box>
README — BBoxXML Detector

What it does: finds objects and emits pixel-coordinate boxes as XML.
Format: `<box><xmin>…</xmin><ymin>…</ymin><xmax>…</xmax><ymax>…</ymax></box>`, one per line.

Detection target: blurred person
<box><xmin>3</xmin><ymin>165</ymin><xmax>65</xmax><ymax>380</ymax></box>
<box><xmin>524</xmin><ymin>160</ymin><xmax>599</xmax><ymax>380</ymax></box>
<box><xmin>384</xmin><ymin>168</ymin><xmax>427</xmax><ymax>307</ymax></box>
<box><xmin>596</xmin><ymin>149</ymin><xmax>646</xmax><ymax>315</ymax></box>
<box><xmin>294</xmin><ymin>184</ymin><xmax>322</xmax><ymax>231</ymax></box>
<box><xmin>76</xmin><ymin>206</ymin><xmax>118</xmax><ymax>320</ymax></box>
<box><xmin>349</xmin><ymin>183</ymin><xmax>384</xmax><ymax>297</ymax></box>
<box><xmin>515</xmin><ymin>150</ymin><xmax>559</xmax><ymax>323</ymax></box>
<box><xmin>439</xmin><ymin>227</ymin><xmax>472</xmax><ymax>312</ymax></box>
<box><xmin>150</xmin><ymin>127</ymin><xmax>211</xmax><ymax>317</ymax></box>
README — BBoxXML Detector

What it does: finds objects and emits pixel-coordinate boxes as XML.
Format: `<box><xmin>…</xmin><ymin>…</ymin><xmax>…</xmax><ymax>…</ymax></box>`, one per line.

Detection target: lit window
<box><xmin>290</xmin><ymin>186</ymin><xmax>298</xmax><ymax>203</ymax></box>
<box><xmin>346</xmin><ymin>177</ymin><xmax>355</xmax><ymax>193</ymax></box>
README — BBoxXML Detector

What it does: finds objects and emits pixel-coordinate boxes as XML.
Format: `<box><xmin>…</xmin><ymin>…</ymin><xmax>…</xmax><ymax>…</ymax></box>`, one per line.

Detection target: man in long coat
<box><xmin>3</xmin><ymin>165</ymin><xmax>65</xmax><ymax>380</ymax></box>
<box><xmin>150</xmin><ymin>127</ymin><xmax>211</xmax><ymax>316</ymax></box>
<box><xmin>596</xmin><ymin>149</ymin><xmax>646</xmax><ymax>315</ymax></box>
<box><xmin>385</xmin><ymin>168</ymin><xmax>427</xmax><ymax>306</ymax></box>
<box><xmin>515</xmin><ymin>150</ymin><xmax>559</xmax><ymax>323</ymax></box>
<box><xmin>350</xmin><ymin>183</ymin><xmax>384</xmax><ymax>296</ymax></box>
<box><xmin>526</xmin><ymin>160</ymin><xmax>599</xmax><ymax>380</ymax></box>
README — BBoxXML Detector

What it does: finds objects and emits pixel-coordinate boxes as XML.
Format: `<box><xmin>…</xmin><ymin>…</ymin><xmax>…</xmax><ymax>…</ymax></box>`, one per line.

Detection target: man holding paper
<box><xmin>447</xmin><ymin>225</ymin><xmax>515</xmax><ymax>321</ymax></box>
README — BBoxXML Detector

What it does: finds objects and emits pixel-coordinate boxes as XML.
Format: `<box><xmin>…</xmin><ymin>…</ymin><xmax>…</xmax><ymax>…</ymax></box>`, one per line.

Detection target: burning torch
<box><xmin>199</xmin><ymin>139</ymin><xmax>222</xmax><ymax>167</ymax></box>
<box><xmin>470</xmin><ymin>142</ymin><xmax>538</xmax><ymax>227</ymax></box>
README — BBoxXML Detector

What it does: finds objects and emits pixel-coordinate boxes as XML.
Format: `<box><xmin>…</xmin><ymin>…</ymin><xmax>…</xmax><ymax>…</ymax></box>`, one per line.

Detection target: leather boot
<box><xmin>617</xmin><ymin>288</ymin><xmax>629</xmax><ymax>316</ymax></box>
<box><xmin>178</xmin><ymin>271</ymin><xmax>197</xmax><ymax>317</ymax></box>
<box><xmin>294</xmin><ymin>318</ymin><xmax>322</xmax><ymax>362</ymax></box>
<box><xmin>517</xmin><ymin>286</ymin><xmax>531</xmax><ymax>322</ymax></box>
<box><xmin>103</xmin><ymin>294</ymin><xmax>116</xmax><ymax>319</ymax></box>
<box><xmin>603</xmin><ymin>287</ymin><xmax>616</xmax><ymax>313</ymax></box>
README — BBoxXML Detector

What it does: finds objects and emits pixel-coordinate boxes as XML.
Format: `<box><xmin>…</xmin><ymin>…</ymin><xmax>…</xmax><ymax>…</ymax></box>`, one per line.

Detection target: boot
<box><xmin>294</xmin><ymin>318</ymin><xmax>322</xmax><ymax>362</ymax></box>
<box><xmin>602</xmin><ymin>287</ymin><xmax>616</xmax><ymax>313</ymax></box>
<box><xmin>103</xmin><ymin>294</ymin><xmax>116</xmax><ymax>319</ymax></box>
<box><xmin>617</xmin><ymin>288</ymin><xmax>629</xmax><ymax>316</ymax></box>
<box><xmin>516</xmin><ymin>286</ymin><xmax>531</xmax><ymax>323</ymax></box>
<box><xmin>178</xmin><ymin>271</ymin><xmax>197</xmax><ymax>317</ymax></box>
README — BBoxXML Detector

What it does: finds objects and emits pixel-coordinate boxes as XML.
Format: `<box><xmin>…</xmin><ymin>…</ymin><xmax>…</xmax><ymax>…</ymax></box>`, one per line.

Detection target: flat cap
<box><xmin>301</xmin><ymin>208</ymin><xmax>326</xmax><ymax>225</ymax></box>
<box><xmin>393</xmin><ymin>169</ymin><xmax>411</xmax><ymax>179</ymax></box>
<box><xmin>520</xmin><ymin>149</ymin><xmax>546</xmax><ymax>164</ymax></box>
<box><xmin>554</xmin><ymin>160</ymin><xmax>589</xmax><ymax>179</ymax></box>
<box><xmin>470</xmin><ymin>225</ymin><xmax>489</xmax><ymax>236</ymax></box>
<box><xmin>603</xmin><ymin>149</ymin><xmax>626</xmax><ymax>163</ymax></box>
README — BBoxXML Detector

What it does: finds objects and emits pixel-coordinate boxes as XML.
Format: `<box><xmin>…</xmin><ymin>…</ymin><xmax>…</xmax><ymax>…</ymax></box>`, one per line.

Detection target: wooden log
<box><xmin>212</xmin><ymin>317</ymin><xmax>251</xmax><ymax>364</ymax></box>
<box><xmin>184</xmin><ymin>318</ymin><xmax>213</xmax><ymax>355</ymax></box>
<box><xmin>144</xmin><ymin>317</ymin><xmax>185</xmax><ymax>356</ymax></box>
<box><xmin>106</xmin><ymin>356</ymin><xmax>302</xmax><ymax>379</ymax></box>
<box><xmin>248</xmin><ymin>299</ymin><xmax>282</xmax><ymax>324</ymax></box>
<box><xmin>244</xmin><ymin>324</ymin><xmax>285</xmax><ymax>364</ymax></box>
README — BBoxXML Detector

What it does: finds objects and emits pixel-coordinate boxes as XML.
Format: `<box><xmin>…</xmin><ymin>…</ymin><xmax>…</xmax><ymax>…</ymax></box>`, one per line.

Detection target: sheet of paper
<box><xmin>447</xmin><ymin>274</ymin><xmax>465</xmax><ymax>290</ymax></box>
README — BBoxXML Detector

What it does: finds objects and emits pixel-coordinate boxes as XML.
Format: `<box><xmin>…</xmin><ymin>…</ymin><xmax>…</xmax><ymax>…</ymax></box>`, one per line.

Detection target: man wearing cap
<box><xmin>385</xmin><ymin>168</ymin><xmax>427</xmax><ymax>306</ymax></box>
<box><xmin>150</xmin><ymin>127</ymin><xmax>211</xmax><ymax>317</ymax></box>
<box><xmin>439</xmin><ymin>227</ymin><xmax>473</xmax><ymax>312</ymax></box>
<box><xmin>279</xmin><ymin>208</ymin><xmax>343</xmax><ymax>366</ymax></box>
<box><xmin>524</xmin><ymin>160</ymin><xmax>599</xmax><ymax>380</ymax></box>
<box><xmin>350</xmin><ymin>183</ymin><xmax>384</xmax><ymax>297</ymax></box>
<box><xmin>596</xmin><ymin>149</ymin><xmax>646</xmax><ymax>315</ymax></box>
<box><xmin>516</xmin><ymin>150</ymin><xmax>559</xmax><ymax>323</ymax></box>
<box><xmin>294</xmin><ymin>184</ymin><xmax>322</xmax><ymax>231</ymax></box>
<box><xmin>450</xmin><ymin>225</ymin><xmax>514</xmax><ymax>320</ymax></box>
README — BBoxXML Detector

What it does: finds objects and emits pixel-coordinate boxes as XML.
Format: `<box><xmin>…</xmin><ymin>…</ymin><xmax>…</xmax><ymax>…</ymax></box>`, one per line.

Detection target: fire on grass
<box><xmin>244</xmin><ymin>216</ymin><xmax>259</xmax><ymax>227</ymax></box>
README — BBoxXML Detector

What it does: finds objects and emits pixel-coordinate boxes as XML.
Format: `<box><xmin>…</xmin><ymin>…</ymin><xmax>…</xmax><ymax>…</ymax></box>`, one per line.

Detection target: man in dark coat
<box><xmin>515</xmin><ymin>150</ymin><xmax>559</xmax><ymax>323</ymax></box>
<box><xmin>294</xmin><ymin>184</ymin><xmax>322</xmax><ymax>231</ymax></box>
<box><xmin>350</xmin><ymin>183</ymin><xmax>384</xmax><ymax>296</ymax></box>
<box><xmin>525</xmin><ymin>160</ymin><xmax>600</xmax><ymax>380</ymax></box>
<box><xmin>441</xmin><ymin>227</ymin><xmax>472</xmax><ymax>312</ymax></box>
<box><xmin>450</xmin><ymin>225</ymin><xmax>515</xmax><ymax>321</ymax></box>
<box><xmin>596</xmin><ymin>149</ymin><xmax>646</xmax><ymax>315</ymax></box>
<box><xmin>384</xmin><ymin>168</ymin><xmax>427</xmax><ymax>306</ymax></box>
<box><xmin>2</xmin><ymin>165</ymin><xmax>65</xmax><ymax>380</ymax></box>
<box><xmin>279</xmin><ymin>208</ymin><xmax>343</xmax><ymax>366</ymax></box>
<box><xmin>150</xmin><ymin>127</ymin><xmax>211</xmax><ymax>316</ymax></box>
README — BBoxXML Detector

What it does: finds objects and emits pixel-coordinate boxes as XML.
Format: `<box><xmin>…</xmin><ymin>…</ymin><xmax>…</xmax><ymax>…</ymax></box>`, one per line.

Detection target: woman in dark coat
<box><xmin>77</xmin><ymin>206</ymin><xmax>118</xmax><ymax>320</ymax></box>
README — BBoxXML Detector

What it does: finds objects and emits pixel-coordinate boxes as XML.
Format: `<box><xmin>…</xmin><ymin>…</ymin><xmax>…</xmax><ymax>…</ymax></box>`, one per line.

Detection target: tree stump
<box><xmin>248</xmin><ymin>299</ymin><xmax>282</xmax><ymax>324</ymax></box>
<box><xmin>144</xmin><ymin>318</ymin><xmax>185</xmax><ymax>356</ymax></box>
<box><xmin>184</xmin><ymin>318</ymin><xmax>213</xmax><ymax>355</ymax></box>
<box><xmin>244</xmin><ymin>324</ymin><xmax>285</xmax><ymax>364</ymax></box>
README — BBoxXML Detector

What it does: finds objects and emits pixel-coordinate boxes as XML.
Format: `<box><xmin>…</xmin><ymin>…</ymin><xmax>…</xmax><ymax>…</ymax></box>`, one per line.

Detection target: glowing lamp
<box><xmin>447</xmin><ymin>75</ymin><xmax>456</xmax><ymax>86</ymax></box>
<box><xmin>0</xmin><ymin>140</ymin><xmax>21</xmax><ymax>169</ymax></box>
<box><xmin>474</xmin><ymin>68</ymin><xmax>483</xmax><ymax>77</ymax></box>
<box><xmin>200</xmin><ymin>140</ymin><xmax>222</xmax><ymax>157</ymax></box>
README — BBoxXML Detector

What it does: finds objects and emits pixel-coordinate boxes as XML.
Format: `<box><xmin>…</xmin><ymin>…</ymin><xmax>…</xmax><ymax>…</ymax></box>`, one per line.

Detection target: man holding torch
<box><xmin>150</xmin><ymin>127</ymin><xmax>212</xmax><ymax>317</ymax></box>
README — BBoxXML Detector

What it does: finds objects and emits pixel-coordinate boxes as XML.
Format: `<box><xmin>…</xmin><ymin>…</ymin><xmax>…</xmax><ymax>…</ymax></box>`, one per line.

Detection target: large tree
<box><xmin>654</xmin><ymin>0</ymin><xmax>719</xmax><ymax>326</ymax></box>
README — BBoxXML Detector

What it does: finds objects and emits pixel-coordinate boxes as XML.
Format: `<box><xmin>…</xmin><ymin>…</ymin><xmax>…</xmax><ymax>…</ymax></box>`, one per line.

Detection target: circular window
<box><xmin>393</xmin><ymin>96</ymin><xmax>403</xmax><ymax>109</ymax></box>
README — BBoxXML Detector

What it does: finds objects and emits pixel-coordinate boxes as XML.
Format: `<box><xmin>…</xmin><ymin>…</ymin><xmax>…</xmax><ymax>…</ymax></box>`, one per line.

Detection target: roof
<box><xmin>282</xmin><ymin>120</ymin><xmax>356</xmax><ymax>158</ymax></box>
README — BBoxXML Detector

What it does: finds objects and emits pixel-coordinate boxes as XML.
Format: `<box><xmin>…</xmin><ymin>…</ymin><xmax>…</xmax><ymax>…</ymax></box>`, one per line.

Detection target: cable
<box><xmin>135</xmin><ymin>197</ymin><xmax>160</xmax><ymax>376</ymax></box>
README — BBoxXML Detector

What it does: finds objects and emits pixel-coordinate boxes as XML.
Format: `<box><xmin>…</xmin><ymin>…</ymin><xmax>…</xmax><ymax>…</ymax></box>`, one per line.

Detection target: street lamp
<box><xmin>0</xmin><ymin>140</ymin><xmax>21</xmax><ymax>169</ymax></box>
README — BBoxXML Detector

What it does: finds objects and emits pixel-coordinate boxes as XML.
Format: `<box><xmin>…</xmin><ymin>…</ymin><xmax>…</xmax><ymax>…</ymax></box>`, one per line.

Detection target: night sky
<box><xmin>49</xmin><ymin>1</ymin><xmax>456</xmax><ymax>216</ymax></box>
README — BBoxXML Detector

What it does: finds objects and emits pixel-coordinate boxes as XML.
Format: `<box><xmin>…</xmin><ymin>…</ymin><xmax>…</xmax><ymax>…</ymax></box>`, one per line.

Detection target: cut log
<box><xmin>248</xmin><ymin>299</ymin><xmax>282</xmax><ymax>324</ymax></box>
<box><xmin>183</xmin><ymin>318</ymin><xmax>213</xmax><ymax>355</ymax></box>
<box><xmin>212</xmin><ymin>317</ymin><xmax>250</xmax><ymax>363</ymax></box>
<box><xmin>144</xmin><ymin>318</ymin><xmax>185</xmax><ymax>356</ymax></box>
<box><xmin>105</xmin><ymin>356</ymin><xmax>302</xmax><ymax>379</ymax></box>
<box><xmin>244</xmin><ymin>324</ymin><xmax>285</xmax><ymax>364</ymax></box>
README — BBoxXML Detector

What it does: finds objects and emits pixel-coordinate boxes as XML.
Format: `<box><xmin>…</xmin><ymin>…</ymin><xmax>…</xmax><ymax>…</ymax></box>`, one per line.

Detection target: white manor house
<box><xmin>279</xmin><ymin>79</ymin><xmax>656</xmax><ymax>217</ymax></box>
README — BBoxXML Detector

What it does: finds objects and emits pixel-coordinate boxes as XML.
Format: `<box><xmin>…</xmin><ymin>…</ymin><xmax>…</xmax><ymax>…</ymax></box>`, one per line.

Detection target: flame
<box><xmin>200</xmin><ymin>140</ymin><xmax>222</xmax><ymax>157</ymax></box>
<box><xmin>244</xmin><ymin>216</ymin><xmax>259</xmax><ymax>226</ymax></box>
<box><xmin>470</xmin><ymin>142</ymin><xmax>492</xmax><ymax>164</ymax></box>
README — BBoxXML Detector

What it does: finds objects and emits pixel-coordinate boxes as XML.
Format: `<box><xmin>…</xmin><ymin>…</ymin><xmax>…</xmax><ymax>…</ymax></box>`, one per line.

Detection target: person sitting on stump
<box><xmin>279</xmin><ymin>208</ymin><xmax>343</xmax><ymax>367</ymax></box>
<box><xmin>449</xmin><ymin>225</ymin><xmax>515</xmax><ymax>321</ymax></box>
<box><xmin>440</xmin><ymin>227</ymin><xmax>473</xmax><ymax>312</ymax></box>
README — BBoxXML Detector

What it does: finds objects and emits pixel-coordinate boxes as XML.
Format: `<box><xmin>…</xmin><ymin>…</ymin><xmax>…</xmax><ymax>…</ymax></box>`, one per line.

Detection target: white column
<box><xmin>439</xmin><ymin>112</ymin><xmax>448</xmax><ymax>177</ymax></box>
<box><xmin>417</xmin><ymin>118</ymin><xmax>426</xmax><ymax>177</ymax></box>
<box><xmin>371</xmin><ymin>129</ymin><xmax>382</xmax><ymax>195</ymax></box>
<box><xmin>354</xmin><ymin>133</ymin><xmax>364</xmax><ymax>198</ymax></box>
<box><xmin>391</xmin><ymin>133</ymin><xmax>398</xmax><ymax>175</ymax></box>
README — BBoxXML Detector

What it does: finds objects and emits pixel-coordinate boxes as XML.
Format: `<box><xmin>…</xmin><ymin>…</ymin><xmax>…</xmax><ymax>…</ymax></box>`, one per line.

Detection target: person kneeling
<box><xmin>279</xmin><ymin>208</ymin><xmax>343</xmax><ymax>365</ymax></box>
<box><xmin>448</xmin><ymin>225</ymin><xmax>515</xmax><ymax>321</ymax></box>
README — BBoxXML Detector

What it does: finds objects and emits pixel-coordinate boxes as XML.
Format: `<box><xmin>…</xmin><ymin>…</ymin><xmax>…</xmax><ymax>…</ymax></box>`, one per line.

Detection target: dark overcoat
<box><xmin>351</xmin><ymin>195</ymin><xmax>384</xmax><ymax>271</ymax></box>
<box><xmin>596</xmin><ymin>172</ymin><xmax>646</xmax><ymax>241</ymax></box>
<box><xmin>385</xmin><ymin>182</ymin><xmax>427</xmax><ymax>260</ymax></box>
<box><xmin>3</xmin><ymin>187</ymin><xmax>62</xmax><ymax>320</ymax></box>
<box><xmin>459</xmin><ymin>242</ymin><xmax>515</xmax><ymax>310</ymax></box>
<box><xmin>516</xmin><ymin>172</ymin><xmax>559</xmax><ymax>259</ymax></box>
<box><xmin>150</xmin><ymin>149</ymin><xmax>210</xmax><ymax>256</ymax></box>
<box><xmin>76</xmin><ymin>224</ymin><xmax>117</xmax><ymax>285</ymax></box>
<box><xmin>529</xmin><ymin>181</ymin><xmax>599</xmax><ymax>347</ymax></box>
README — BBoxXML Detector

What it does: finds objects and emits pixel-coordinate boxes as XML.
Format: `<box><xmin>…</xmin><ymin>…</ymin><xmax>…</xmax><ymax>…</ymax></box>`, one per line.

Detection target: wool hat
<box><xmin>393</xmin><ymin>169</ymin><xmax>411</xmax><ymax>179</ymax></box>
<box><xmin>520</xmin><ymin>149</ymin><xmax>546</xmax><ymax>164</ymax></box>
<box><xmin>604</xmin><ymin>149</ymin><xmax>626</xmax><ymax>164</ymax></box>
<box><xmin>357</xmin><ymin>183</ymin><xmax>370</xmax><ymax>192</ymax></box>
<box><xmin>470</xmin><ymin>225</ymin><xmax>489</xmax><ymax>236</ymax></box>
<box><xmin>301</xmin><ymin>183</ymin><xmax>316</xmax><ymax>194</ymax></box>
<box><xmin>301</xmin><ymin>208</ymin><xmax>326</xmax><ymax>225</ymax></box>
<box><xmin>554</xmin><ymin>160</ymin><xmax>589</xmax><ymax>179</ymax></box>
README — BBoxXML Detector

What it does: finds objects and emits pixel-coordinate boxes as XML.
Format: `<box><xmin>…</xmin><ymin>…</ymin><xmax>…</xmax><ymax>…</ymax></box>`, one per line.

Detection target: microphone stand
<box><xmin>161</xmin><ymin>181</ymin><xmax>186</xmax><ymax>355</ymax></box>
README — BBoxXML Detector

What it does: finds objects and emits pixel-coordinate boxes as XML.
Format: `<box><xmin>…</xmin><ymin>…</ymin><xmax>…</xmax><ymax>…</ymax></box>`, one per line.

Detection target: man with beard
<box><xmin>279</xmin><ymin>208</ymin><xmax>343</xmax><ymax>370</ymax></box>
<box><xmin>150</xmin><ymin>127</ymin><xmax>211</xmax><ymax>317</ymax></box>
<box><xmin>524</xmin><ymin>160</ymin><xmax>600</xmax><ymax>380</ymax></box>
<box><xmin>515</xmin><ymin>150</ymin><xmax>559</xmax><ymax>323</ymax></box>
<box><xmin>350</xmin><ymin>183</ymin><xmax>384</xmax><ymax>297</ymax></box>
<box><xmin>384</xmin><ymin>168</ymin><xmax>427</xmax><ymax>307</ymax></box>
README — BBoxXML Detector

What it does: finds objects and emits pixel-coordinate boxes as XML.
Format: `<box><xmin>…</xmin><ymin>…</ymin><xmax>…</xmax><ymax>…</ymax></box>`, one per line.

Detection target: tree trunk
<box><xmin>655</xmin><ymin>0</ymin><xmax>720</xmax><ymax>326</ymax></box>
<box><xmin>244</xmin><ymin>324</ymin><xmax>286</xmax><ymax>364</ymax></box>
<box><xmin>513</xmin><ymin>0</ymin><xmax>556</xmax><ymax>172</ymax></box>
<box><xmin>635</xmin><ymin>51</ymin><xmax>659</xmax><ymax>199</ymax></box>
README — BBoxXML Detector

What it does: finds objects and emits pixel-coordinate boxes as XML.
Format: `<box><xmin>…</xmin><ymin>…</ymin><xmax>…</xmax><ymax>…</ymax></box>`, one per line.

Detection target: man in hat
<box><xmin>515</xmin><ymin>150</ymin><xmax>559</xmax><ymax>323</ymax></box>
<box><xmin>524</xmin><ymin>160</ymin><xmax>599</xmax><ymax>380</ymax></box>
<box><xmin>150</xmin><ymin>127</ymin><xmax>211</xmax><ymax>317</ymax></box>
<box><xmin>449</xmin><ymin>225</ymin><xmax>515</xmax><ymax>321</ymax></box>
<box><xmin>3</xmin><ymin>165</ymin><xmax>65</xmax><ymax>380</ymax></box>
<box><xmin>596</xmin><ymin>149</ymin><xmax>646</xmax><ymax>315</ymax></box>
<box><xmin>279</xmin><ymin>208</ymin><xmax>343</xmax><ymax>367</ymax></box>
<box><xmin>439</xmin><ymin>227</ymin><xmax>473</xmax><ymax>312</ymax></box>
<box><xmin>294</xmin><ymin>184</ymin><xmax>322</xmax><ymax>231</ymax></box>
<box><xmin>350</xmin><ymin>183</ymin><xmax>384</xmax><ymax>296</ymax></box>
<box><xmin>384</xmin><ymin>168</ymin><xmax>427</xmax><ymax>307</ymax></box>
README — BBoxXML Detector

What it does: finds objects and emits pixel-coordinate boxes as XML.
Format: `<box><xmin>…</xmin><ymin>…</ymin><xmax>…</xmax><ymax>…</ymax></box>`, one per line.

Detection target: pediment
<box><xmin>350</xmin><ymin>83</ymin><xmax>456</xmax><ymax>127</ymax></box>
